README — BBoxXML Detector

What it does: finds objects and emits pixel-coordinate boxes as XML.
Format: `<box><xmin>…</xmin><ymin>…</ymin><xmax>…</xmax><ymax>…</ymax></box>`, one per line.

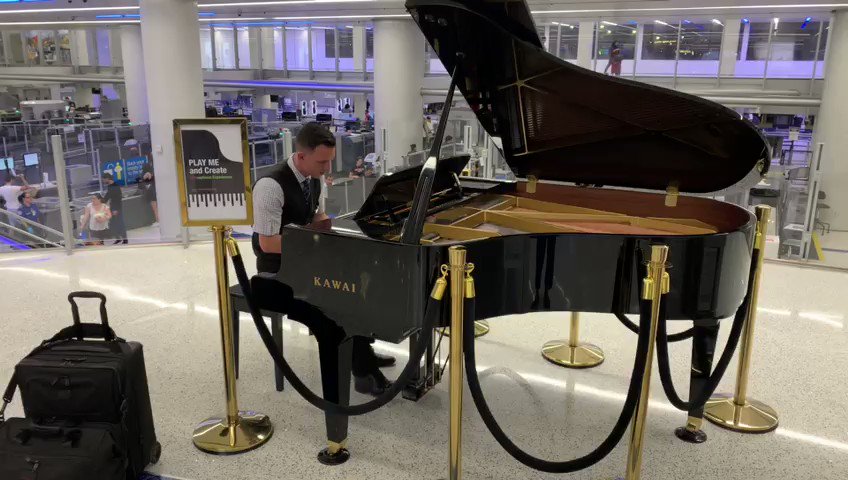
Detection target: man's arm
<box><xmin>258</xmin><ymin>234</ymin><xmax>281</xmax><ymax>254</ymax></box>
<box><xmin>253</xmin><ymin>177</ymin><xmax>284</xmax><ymax>254</ymax></box>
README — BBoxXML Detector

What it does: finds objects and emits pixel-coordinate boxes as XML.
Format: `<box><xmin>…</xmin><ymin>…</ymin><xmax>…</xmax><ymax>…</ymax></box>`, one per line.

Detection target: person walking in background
<box><xmin>604</xmin><ymin>41</ymin><xmax>623</xmax><ymax>77</ymax></box>
<box><xmin>80</xmin><ymin>193</ymin><xmax>111</xmax><ymax>246</ymax></box>
<box><xmin>140</xmin><ymin>161</ymin><xmax>158</xmax><ymax>226</ymax></box>
<box><xmin>102</xmin><ymin>173</ymin><xmax>128</xmax><ymax>245</ymax></box>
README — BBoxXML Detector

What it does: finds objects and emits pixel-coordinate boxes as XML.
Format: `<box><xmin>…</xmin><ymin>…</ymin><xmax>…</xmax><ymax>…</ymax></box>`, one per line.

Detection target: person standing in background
<box><xmin>604</xmin><ymin>41</ymin><xmax>623</xmax><ymax>76</ymax></box>
<box><xmin>102</xmin><ymin>173</ymin><xmax>128</xmax><ymax>245</ymax></box>
<box><xmin>0</xmin><ymin>175</ymin><xmax>32</xmax><ymax>213</ymax></box>
<box><xmin>140</xmin><ymin>161</ymin><xmax>158</xmax><ymax>226</ymax></box>
<box><xmin>80</xmin><ymin>193</ymin><xmax>111</xmax><ymax>246</ymax></box>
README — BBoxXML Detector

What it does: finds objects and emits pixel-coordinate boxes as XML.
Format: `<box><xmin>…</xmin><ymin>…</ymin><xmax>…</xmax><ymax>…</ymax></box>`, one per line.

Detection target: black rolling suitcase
<box><xmin>0</xmin><ymin>418</ymin><xmax>126</xmax><ymax>480</ymax></box>
<box><xmin>1</xmin><ymin>291</ymin><xmax>161</xmax><ymax>479</ymax></box>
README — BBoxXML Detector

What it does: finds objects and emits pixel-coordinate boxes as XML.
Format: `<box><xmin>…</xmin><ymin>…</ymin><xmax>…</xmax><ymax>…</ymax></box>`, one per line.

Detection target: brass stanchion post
<box><xmin>441</xmin><ymin>320</ymin><xmax>489</xmax><ymax>338</ymax></box>
<box><xmin>541</xmin><ymin>312</ymin><xmax>605</xmax><ymax>368</ymax></box>
<box><xmin>192</xmin><ymin>226</ymin><xmax>274</xmax><ymax>454</ymax></box>
<box><xmin>704</xmin><ymin>206</ymin><xmax>778</xmax><ymax>433</ymax></box>
<box><xmin>448</xmin><ymin>246</ymin><xmax>466</xmax><ymax>480</ymax></box>
<box><xmin>618</xmin><ymin>245</ymin><xmax>669</xmax><ymax>480</ymax></box>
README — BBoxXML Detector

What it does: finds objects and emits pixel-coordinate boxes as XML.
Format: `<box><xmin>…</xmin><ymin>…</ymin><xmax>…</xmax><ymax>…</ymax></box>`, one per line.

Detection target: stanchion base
<box><xmin>440</xmin><ymin>320</ymin><xmax>490</xmax><ymax>338</ymax></box>
<box><xmin>703</xmin><ymin>395</ymin><xmax>779</xmax><ymax>433</ymax></box>
<box><xmin>674</xmin><ymin>426</ymin><xmax>708</xmax><ymax>444</ymax></box>
<box><xmin>317</xmin><ymin>447</ymin><xmax>350</xmax><ymax>465</ymax></box>
<box><xmin>192</xmin><ymin>411</ymin><xmax>274</xmax><ymax>454</ymax></box>
<box><xmin>541</xmin><ymin>340</ymin><xmax>605</xmax><ymax>368</ymax></box>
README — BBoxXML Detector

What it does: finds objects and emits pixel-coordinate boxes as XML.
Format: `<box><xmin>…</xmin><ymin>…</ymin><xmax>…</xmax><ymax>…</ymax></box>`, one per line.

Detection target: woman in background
<box><xmin>80</xmin><ymin>193</ymin><xmax>111</xmax><ymax>246</ymax></box>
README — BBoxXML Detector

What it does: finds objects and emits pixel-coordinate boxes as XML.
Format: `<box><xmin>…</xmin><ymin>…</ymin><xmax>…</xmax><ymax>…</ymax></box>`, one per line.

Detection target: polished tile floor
<box><xmin>0</xmin><ymin>243</ymin><xmax>846</xmax><ymax>480</ymax></box>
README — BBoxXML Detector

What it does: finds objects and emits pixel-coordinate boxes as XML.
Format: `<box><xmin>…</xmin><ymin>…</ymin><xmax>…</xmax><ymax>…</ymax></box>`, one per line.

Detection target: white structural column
<box><xmin>719</xmin><ymin>18</ymin><xmax>742</xmax><ymax>77</ymax></box>
<box><xmin>255</xmin><ymin>94</ymin><xmax>274</xmax><ymax>109</ymax></box>
<box><xmin>576</xmin><ymin>21</ymin><xmax>595</xmax><ymax>69</ymax></box>
<box><xmin>373</xmin><ymin>19</ymin><xmax>425</xmax><ymax>171</ymax></box>
<box><xmin>140</xmin><ymin>0</ymin><xmax>205</xmax><ymax>241</ymax></box>
<box><xmin>816</xmin><ymin>9</ymin><xmax>848</xmax><ymax>230</ymax></box>
<box><xmin>352</xmin><ymin>26</ymin><xmax>365</xmax><ymax>72</ymax></box>
<box><xmin>119</xmin><ymin>25</ymin><xmax>149</xmax><ymax>124</ymax></box>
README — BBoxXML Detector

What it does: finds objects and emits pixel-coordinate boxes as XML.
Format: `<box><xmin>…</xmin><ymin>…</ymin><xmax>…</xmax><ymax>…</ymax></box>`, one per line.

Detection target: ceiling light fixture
<box><xmin>198</xmin><ymin>0</ymin><xmax>371</xmax><ymax>6</ymax></box>
<box><xmin>712</xmin><ymin>18</ymin><xmax>724</xmax><ymax>26</ymax></box>
<box><xmin>532</xmin><ymin>4</ymin><xmax>848</xmax><ymax>15</ymax></box>
<box><xmin>273</xmin><ymin>14</ymin><xmax>407</xmax><ymax>20</ymax></box>
<box><xmin>0</xmin><ymin>5</ymin><xmax>138</xmax><ymax>15</ymax></box>
<box><xmin>0</xmin><ymin>19</ymin><xmax>139</xmax><ymax>25</ymax></box>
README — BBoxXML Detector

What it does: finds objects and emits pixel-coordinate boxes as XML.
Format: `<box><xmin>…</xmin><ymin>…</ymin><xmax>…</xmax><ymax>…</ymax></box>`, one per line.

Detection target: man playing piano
<box><xmin>251</xmin><ymin>122</ymin><xmax>395</xmax><ymax>395</ymax></box>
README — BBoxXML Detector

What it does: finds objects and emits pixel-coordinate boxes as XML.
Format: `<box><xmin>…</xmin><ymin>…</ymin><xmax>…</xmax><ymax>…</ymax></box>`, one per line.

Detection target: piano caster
<box><xmin>317</xmin><ymin>442</ymin><xmax>350</xmax><ymax>466</ymax></box>
<box><xmin>674</xmin><ymin>417</ymin><xmax>708</xmax><ymax>444</ymax></box>
<box><xmin>541</xmin><ymin>313</ymin><xmax>604</xmax><ymax>369</ymax></box>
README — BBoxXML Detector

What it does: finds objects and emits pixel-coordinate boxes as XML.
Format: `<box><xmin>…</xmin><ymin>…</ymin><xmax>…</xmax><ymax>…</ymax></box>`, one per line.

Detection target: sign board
<box><xmin>77</xmin><ymin>133</ymin><xmax>86</xmax><ymax>144</ymax></box>
<box><xmin>102</xmin><ymin>156</ymin><xmax>149</xmax><ymax>187</ymax></box>
<box><xmin>173</xmin><ymin>118</ymin><xmax>252</xmax><ymax>227</ymax></box>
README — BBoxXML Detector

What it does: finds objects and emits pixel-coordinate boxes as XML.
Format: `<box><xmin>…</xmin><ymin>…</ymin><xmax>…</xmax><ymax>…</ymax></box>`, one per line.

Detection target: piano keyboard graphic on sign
<box><xmin>188</xmin><ymin>193</ymin><xmax>246</xmax><ymax>208</ymax></box>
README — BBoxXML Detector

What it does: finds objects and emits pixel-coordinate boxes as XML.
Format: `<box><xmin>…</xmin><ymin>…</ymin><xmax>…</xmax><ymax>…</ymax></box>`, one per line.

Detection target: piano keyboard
<box><xmin>188</xmin><ymin>193</ymin><xmax>245</xmax><ymax>208</ymax></box>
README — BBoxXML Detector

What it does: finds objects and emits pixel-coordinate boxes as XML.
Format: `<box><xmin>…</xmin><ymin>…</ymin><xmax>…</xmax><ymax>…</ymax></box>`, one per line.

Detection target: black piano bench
<box><xmin>229</xmin><ymin>284</ymin><xmax>285</xmax><ymax>392</ymax></box>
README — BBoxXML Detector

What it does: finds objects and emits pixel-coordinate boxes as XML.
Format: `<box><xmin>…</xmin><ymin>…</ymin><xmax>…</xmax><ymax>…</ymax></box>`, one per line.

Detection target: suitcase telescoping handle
<box><xmin>67</xmin><ymin>291</ymin><xmax>115</xmax><ymax>341</ymax></box>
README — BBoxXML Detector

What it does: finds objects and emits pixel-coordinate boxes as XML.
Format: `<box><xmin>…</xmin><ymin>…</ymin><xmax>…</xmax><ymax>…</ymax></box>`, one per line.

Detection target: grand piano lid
<box><xmin>406</xmin><ymin>0</ymin><xmax>770</xmax><ymax>194</ymax></box>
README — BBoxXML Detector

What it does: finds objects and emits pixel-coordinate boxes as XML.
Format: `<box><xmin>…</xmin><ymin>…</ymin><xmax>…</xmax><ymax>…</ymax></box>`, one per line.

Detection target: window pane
<box><xmin>200</xmin><ymin>28</ymin><xmax>212</xmax><ymax>69</ymax></box>
<box><xmin>366</xmin><ymin>27</ymin><xmax>373</xmax><ymax>58</ymax></box>
<box><xmin>744</xmin><ymin>22</ymin><xmax>771</xmax><ymax>60</ymax></box>
<box><xmin>313</xmin><ymin>26</ymin><xmax>334</xmax><ymax>71</ymax></box>
<box><xmin>818</xmin><ymin>22</ymin><xmax>829</xmax><ymax>61</ymax></box>
<box><xmin>771</xmin><ymin>20</ymin><xmax>821</xmax><ymax>61</ymax></box>
<box><xmin>58</xmin><ymin>30</ymin><xmax>71</xmax><ymax>65</ymax></box>
<box><xmin>40</xmin><ymin>31</ymin><xmax>56</xmax><ymax>65</ymax></box>
<box><xmin>641</xmin><ymin>22</ymin><xmax>678</xmax><ymax>60</ymax></box>
<box><xmin>25</xmin><ymin>32</ymin><xmax>40</xmax><ymax>64</ymax></box>
<box><xmin>96</xmin><ymin>29</ymin><xmax>111</xmax><ymax>66</ymax></box>
<box><xmin>237</xmin><ymin>27</ymin><xmax>250</xmax><ymax>69</ymax></box>
<box><xmin>557</xmin><ymin>23</ymin><xmax>579</xmax><ymax>60</ymax></box>
<box><xmin>214</xmin><ymin>28</ymin><xmax>236</xmax><ymax>69</ymax></box>
<box><xmin>285</xmin><ymin>27</ymin><xmax>308</xmax><ymax>70</ymax></box>
<box><xmin>677</xmin><ymin>21</ymin><xmax>722</xmax><ymax>77</ymax></box>
<box><xmin>678</xmin><ymin>21</ymin><xmax>722</xmax><ymax>60</ymax></box>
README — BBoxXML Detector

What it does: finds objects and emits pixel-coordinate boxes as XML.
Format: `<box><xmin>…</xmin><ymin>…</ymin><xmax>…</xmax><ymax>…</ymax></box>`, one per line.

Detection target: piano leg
<box><xmin>316</xmin><ymin>336</ymin><xmax>353</xmax><ymax>465</ymax></box>
<box><xmin>675</xmin><ymin>321</ymin><xmax>720</xmax><ymax>444</ymax></box>
<box><xmin>403</xmin><ymin>329</ymin><xmax>437</xmax><ymax>401</ymax></box>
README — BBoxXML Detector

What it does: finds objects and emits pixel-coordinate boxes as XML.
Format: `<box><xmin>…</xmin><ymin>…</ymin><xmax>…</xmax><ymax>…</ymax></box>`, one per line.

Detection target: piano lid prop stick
<box><xmin>703</xmin><ymin>205</ymin><xmax>779</xmax><ymax>433</ymax></box>
<box><xmin>541</xmin><ymin>311</ymin><xmax>605</xmax><ymax>369</ymax></box>
<box><xmin>192</xmin><ymin>226</ymin><xmax>273</xmax><ymax>455</ymax></box>
<box><xmin>621</xmin><ymin>244</ymin><xmax>669</xmax><ymax>480</ymax></box>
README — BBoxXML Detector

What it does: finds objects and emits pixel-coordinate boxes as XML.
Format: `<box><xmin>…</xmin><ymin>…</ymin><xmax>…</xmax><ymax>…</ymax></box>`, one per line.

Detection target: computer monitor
<box><xmin>24</xmin><ymin>153</ymin><xmax>39</xmax><ymax>167</ymax></box>
<box><xmin>0</xmin><ymin>157</ymin><xmax>14</xmax><ymax>175</ymax></box>
<box><xmin>282</xmin><ymin>111</ymin><xmax>298</xmax><ymax>121</ymax></box>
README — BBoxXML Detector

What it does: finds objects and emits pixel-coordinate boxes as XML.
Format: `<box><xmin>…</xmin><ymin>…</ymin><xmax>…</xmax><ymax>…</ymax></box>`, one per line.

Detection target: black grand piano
<box><xmin>257</xmin><ymin>0</ymin><xmax>769</xmax><ymax>463</ymax></box>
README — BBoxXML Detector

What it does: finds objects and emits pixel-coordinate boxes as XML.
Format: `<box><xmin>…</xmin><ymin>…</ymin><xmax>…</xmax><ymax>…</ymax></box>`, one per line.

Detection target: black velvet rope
<box><xmin>654</xmin><ymin>249</ymin><xmax>759</xmax><ymax>412</ymax></box>
<box><xmin>614</xmin><ymin>312</ymin><xmax>695</xmax><ymax>342</ymax></box>
<box><xmin>230</xmin><ymin>249</ymin><xmax>441</xmax><ymax>416</ymax></box>
<box><xmin>463</xmin><ymin>286</ymin><xmax>653</xmax><ymax>473</ymax></box>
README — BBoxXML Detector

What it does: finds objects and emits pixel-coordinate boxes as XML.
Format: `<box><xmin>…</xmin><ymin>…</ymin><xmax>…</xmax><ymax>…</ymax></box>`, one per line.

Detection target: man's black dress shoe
<box><xmin>354</xmin><ymin>370</ymin><xmax>393</xmax><ymax>396</ymax></box>
<box><xmin>374</xmin><ymin>351</ymin><xmax>396</xmax><ymax>368</ymax></box>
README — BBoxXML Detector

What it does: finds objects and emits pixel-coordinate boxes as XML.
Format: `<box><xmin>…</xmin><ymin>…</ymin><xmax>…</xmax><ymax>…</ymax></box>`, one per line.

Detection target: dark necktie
<box><xmin>301</xmin><ymin>179</ymin><xmax>311</xmax><ymax>204</ymax></box>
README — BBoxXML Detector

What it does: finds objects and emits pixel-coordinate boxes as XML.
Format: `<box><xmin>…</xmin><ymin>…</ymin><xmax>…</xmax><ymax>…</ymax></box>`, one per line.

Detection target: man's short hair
<box><xmin>295</xmin><ymin>122</ymin><xmax>336</xmax><ymax>152</ymax></box>
<box><xmin>102</xmin><ymin>172</ymin><xmax>114</xmax><ymax>181</ymax></box>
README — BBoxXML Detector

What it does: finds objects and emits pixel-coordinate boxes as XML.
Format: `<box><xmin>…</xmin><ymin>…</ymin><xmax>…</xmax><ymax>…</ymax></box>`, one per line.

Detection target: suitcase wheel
<box><xmin>150</xmin><ymin>441</ymin><xmax>162</xmax><ymax>464</ymax></box>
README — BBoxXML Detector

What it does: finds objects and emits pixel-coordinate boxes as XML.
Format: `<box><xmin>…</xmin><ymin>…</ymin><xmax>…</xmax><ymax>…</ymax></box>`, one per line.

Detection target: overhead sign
<box><xmin>102</xmin><ymin>156</ymin><xmax>149</xmax><ymax>186</ymax></box>
<box><xmin>173</xmin><ymin>118</ymin><xmax>252</xmax><ymax>227</ymax></box>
